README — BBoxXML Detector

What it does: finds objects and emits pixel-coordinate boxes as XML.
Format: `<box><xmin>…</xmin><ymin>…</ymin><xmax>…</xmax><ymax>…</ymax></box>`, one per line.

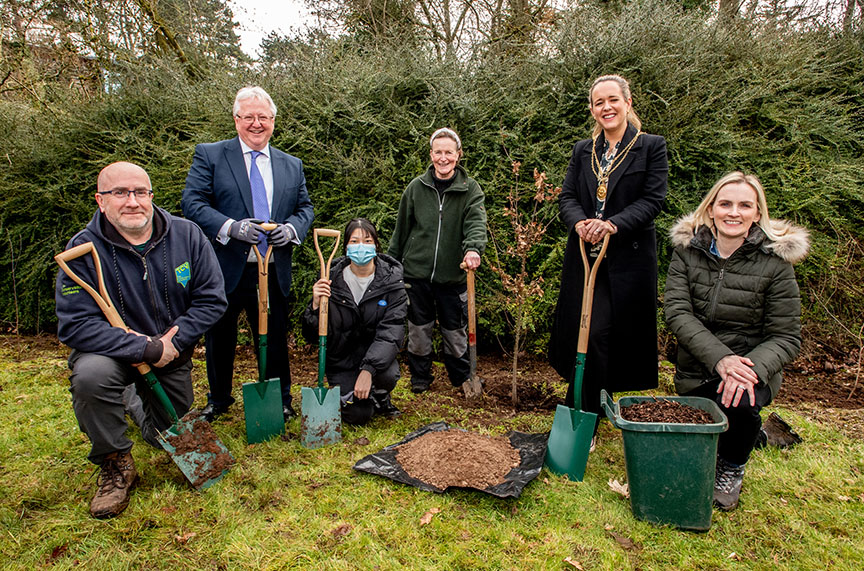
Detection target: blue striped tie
<box><xmin>249</xmin><ymin>150</ymin><xmax>270</xmax><ymax>255</ymax></box>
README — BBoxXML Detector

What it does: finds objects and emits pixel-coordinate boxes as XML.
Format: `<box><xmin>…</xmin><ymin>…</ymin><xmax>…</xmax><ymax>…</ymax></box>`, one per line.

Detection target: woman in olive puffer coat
<box><xmin>665</xmin><ymin>171</ymin><xmax>809</xmax><ymax>512</ymax></box>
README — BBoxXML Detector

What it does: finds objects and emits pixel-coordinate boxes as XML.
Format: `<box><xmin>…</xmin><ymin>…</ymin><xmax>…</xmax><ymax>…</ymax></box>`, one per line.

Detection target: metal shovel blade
<box><xmin>242</xmin><ymin>378</ymin><xmax>285</xmax><ymax>444</ymax></box>
<box><xmin>300</xmin><ymin>385</ymin><xmax>342</xmax><ymax>449</ymax></box>
<box><xmin>156</xmin><ymin>413</ymin><xmax>235</xmax><ymax>490</ymax></box>
<box><xmin>544</xmin><ymin>404</ymin><xmax>598</xmax><ymax>482</ymax></box>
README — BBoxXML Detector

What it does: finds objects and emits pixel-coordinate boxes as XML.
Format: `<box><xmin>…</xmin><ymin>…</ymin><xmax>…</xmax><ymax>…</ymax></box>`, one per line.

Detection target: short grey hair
<box><xmin>430</xmin><ymin>127</ymin><xmax>462</xmax><ymax>150</ymax></box>
<box><xmin>233</xmin><ymin>86</ymin><xmax>277</xmax><ymax>117</ymax></box>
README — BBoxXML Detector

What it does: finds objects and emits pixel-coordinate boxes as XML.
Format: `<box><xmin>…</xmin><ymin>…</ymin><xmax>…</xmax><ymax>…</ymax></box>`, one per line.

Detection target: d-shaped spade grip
<box><xmin>313</xmin><ymin>229</ymin><xmax>341</xmax><ymax>337</ymax></box>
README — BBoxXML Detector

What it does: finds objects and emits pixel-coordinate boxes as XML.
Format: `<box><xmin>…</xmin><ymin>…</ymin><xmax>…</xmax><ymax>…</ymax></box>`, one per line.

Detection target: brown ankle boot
<box><xmin>90</xmin><ymin>451</ymin><xmax>138</xmax><ymax>519</ymax></box>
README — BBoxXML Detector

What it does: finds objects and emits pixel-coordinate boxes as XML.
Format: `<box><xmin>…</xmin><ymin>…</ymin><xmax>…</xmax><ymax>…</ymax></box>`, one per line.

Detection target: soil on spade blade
<box><xmin>394</xmin><ymin>429</ymin><xmax>521</xmax><ymax>489</ymax></box>
<box><xmin>161</xmin><ymin>414</ymin><xmax>235</xmax><ymax>488</ymax></box>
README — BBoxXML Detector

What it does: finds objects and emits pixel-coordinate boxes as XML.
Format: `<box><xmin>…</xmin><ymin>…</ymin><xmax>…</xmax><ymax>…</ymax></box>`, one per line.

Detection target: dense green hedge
<box><xmin>2</xmin><ymin>2</ymin><xmax>862</xmax><ymax>354</ymax></box>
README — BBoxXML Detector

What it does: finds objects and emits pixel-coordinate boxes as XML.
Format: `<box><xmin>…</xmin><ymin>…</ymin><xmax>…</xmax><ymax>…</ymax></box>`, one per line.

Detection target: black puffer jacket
<box><xmin>664</xmin><ymin>213</ymin><xmax>809</xmax><ymax>399</ymax></box>
<box><xmin>302</xmin><ymin>254</ymin><xmax>407</xmax><ymax>376</ymax></box>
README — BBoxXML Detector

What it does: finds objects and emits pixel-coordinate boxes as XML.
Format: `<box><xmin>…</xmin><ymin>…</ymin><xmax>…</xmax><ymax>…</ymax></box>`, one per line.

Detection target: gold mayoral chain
<box><xmin>591</xmin><ymin>131</ymin><xmax>642</xmax><ymax>201</ymax></box>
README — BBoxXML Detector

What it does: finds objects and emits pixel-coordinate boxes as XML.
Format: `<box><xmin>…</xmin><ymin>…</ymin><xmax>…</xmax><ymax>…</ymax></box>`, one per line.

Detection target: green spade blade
<box><xmin>300</xmin><ymin>385</ymin><xmax>342</xmax><ymax>449</ymax></box>
<box><xmin>156</xmin><ymin>413</ymin><xmax>235</xmax><ymax>490</ymax></box>
<box><xmin>544</xmin><ymin>404</ymin><xmax>598</xmax><ymax>482</ymax></box>
<box><xmin>242</xmin><ymin>377</ymin><xmax>285</xmax><ymax>444</ymax></box>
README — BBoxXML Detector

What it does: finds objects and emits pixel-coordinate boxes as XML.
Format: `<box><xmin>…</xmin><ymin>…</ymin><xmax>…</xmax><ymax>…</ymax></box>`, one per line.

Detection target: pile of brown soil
<box><xmin>395</xmin><ymin>429</ymin><xmax>521</xmax><ymax>490</ymax></box>
<box><xmin>162</xmin><ymin>414</ymin><xmax>235</xmax><ymax>488</ymax></box>
<box><xmin>621</xmin><ymin>400</ymin><xmax>715</xmax><ymax>424</ymax></box>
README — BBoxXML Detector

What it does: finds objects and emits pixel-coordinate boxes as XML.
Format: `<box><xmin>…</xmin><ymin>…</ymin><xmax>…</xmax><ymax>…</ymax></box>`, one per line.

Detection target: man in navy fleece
<box><xmin>55</xmin><ymin>162</ymin><xmax>227</xmax><ymax>519</ymax></box>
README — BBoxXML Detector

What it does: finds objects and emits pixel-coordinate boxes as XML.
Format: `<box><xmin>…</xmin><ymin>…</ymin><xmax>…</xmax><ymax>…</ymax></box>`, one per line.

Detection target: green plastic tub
<box><xmin>600</xmin><ymin>390</ymin><xmax>728</xmax><ymax>531</ymax></box>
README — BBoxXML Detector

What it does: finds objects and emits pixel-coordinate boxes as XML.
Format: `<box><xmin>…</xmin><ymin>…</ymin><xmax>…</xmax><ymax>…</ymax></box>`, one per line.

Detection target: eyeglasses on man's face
<box><xmin>235</xmin><ymin>114</ymin><xmax>274</xmax><ymax>125</ymax></box>
<box><xmin>98</xmin><ymin>188</ymin><xmax>153</xmax><ymax>200</ymax></box>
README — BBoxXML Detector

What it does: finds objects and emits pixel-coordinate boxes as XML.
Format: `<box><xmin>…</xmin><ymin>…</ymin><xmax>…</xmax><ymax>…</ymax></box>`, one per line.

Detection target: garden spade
<box><xmin>544</xmin><ymin>234</ymin><xmax>610</xmax><ymax>482</ymax></box>
<box><xmin>300</xmin><ymin>228</ymin><xmax>342</xmax><ymax>449</ymax></box>
<box><xmin>461</xmin><ymin>263</ymin><xmax>483</xmax><ymax>398</ymax></box>
<box><xmin>55</xmin><ymin>242</ymin><xmax>233</xmax><ymax>490</ymax></box>
<box><xmin>242</xmin><ymin>222</ymin><xmax>286</xmax><ymax>444</ymax></box>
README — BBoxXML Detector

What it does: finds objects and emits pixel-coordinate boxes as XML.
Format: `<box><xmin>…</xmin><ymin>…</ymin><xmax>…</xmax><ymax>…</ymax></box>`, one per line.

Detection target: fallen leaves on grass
<box><xmin>174</xmin><ymin>532</ymin><xmax>196</xmax><ymax>545</ymax></box>
<box><xmin>420</xmin><ymin>507</ymin><xmax>441</xmax><ymax>525</ymax></box>
<box><xmin>46</xmin><ymin>544</ymin><xmax>68</xmax><ymax>562</ymax></box>
<box><xmin>563</xmin><ymin>556</ymin><xmax>584</xmax><ymax>569</ymax></box>
<box><xmin>353</xmin><ymin>437</ymin><xmax>370</xmax><ymax>446</ymax></box>
<box><xmin>608</xmin><ymin>532</ymin><xmax>641</xmax><ymax>552</ymax></box>
<box><xmin>608</xmin><ymin>479</ymin><xmax>630</xmax><ymax>498</ymax></box>
<box><xmin>331</xmin><ymin>524</ymin><xmax>352</xmax><ymax>539</ymax></box>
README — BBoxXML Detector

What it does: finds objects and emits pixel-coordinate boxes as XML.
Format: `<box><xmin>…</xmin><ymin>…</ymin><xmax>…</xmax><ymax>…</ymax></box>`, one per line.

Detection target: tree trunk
<box><xmin>133</xmin><ymin>0</ymin><xmax>199</xmax><ymax>79</ymax></box>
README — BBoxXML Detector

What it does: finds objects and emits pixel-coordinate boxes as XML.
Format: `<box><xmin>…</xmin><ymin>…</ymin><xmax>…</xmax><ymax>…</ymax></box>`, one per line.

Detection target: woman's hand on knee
<box><xmin>716</xmin><ymin>355</ymin><xmax>758</xmax><ymax>407</ymax></box>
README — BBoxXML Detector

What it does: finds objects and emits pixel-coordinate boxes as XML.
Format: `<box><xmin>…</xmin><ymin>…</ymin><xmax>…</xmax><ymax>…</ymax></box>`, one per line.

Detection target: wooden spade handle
<box><xmin>460</xmin><ymin>263</ymin><xmax>477</xmax><ymax>339</ymax></box>
<box><xmin>252</xmin><ymin>223</ymin><xmax>278</xmax><ymax>336</ymax></box>
<box><xmin>313</xmin><ymin>228</ymin><xmax>341</xmax><ymax>337</ymax></box>
<box><xmin>576</xmin><ymin>234</ymin><xmax>610</xmax><ymax>354</ymax></box>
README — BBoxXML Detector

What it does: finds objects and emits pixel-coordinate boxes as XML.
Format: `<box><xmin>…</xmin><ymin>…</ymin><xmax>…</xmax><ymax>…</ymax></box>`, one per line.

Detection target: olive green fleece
<box><xmin>387</xmin><ymin>165</ymin><xmax>487</xmax><ymax>285</ymax></box>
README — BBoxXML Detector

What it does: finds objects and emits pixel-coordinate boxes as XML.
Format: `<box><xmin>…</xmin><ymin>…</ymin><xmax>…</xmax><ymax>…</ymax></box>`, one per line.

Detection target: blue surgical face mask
<box><xmin>346</xmin><ymin>243</ymin><xmax>377</xmax><ymax>266</ymax></box>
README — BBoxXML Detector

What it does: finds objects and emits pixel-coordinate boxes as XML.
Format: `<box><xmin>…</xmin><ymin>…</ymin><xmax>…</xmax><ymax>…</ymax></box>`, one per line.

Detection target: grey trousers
<box><xmin>68</xmin><ymin>351</ymin><xmax>194</xmax><ymax>465</ymax></box>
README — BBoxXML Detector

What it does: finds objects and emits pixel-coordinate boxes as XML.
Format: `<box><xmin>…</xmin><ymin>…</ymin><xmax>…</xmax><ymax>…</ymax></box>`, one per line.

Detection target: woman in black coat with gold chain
<box><xmin>549</xmin><ymin>75</ymin><xmax>669</xmax><ymax>441</ymax></box>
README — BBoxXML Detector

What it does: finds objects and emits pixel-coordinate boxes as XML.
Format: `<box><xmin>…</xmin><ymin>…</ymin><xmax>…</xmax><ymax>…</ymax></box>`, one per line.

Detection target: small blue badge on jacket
<box><xmin>175</xmin><ymin>262</ymin><xmax>191</xmax><ymax>288</ymax></box>
<box><xmin>377</xmin><ymin>299</ymin><xmax>387</xmax><ymax>307</ymax></box>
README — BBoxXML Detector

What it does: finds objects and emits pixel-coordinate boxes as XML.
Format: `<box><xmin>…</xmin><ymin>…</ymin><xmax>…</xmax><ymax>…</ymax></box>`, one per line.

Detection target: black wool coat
<box><xmin>548</xmin><ymin>124</ymin><xmax>669</xmax><ymax>391</ymax></box>
<box><xmin>302</xmin><ymin>254</ymin><xmax>407</xmax><ymax>377</ymax></box>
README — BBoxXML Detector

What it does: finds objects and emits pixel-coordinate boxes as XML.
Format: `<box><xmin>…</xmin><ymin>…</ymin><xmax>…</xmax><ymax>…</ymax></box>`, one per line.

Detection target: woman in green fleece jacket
<box><xmin>665</xmin><ymin>171</ymin><xmax>809</xmax><ymax>511</ymax></box>
<box><xmin>387</xmin><ymin>128</ymin><xmax>487</xmax><ymax>396</ymax></box>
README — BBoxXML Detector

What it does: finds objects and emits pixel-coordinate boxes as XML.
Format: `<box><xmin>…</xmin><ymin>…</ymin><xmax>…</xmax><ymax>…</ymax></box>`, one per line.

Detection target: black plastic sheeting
<box><xmin>352</xmin><ymin>422</ymin><xmax>548</xmax><ymax>498</ymax></box>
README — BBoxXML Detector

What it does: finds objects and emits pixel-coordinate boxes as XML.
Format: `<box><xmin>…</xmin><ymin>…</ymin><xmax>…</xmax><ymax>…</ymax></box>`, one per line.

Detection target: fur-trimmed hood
<box><xmin>669</xmin><ymin>212</ymin><xmax>810</xmax><ymax>264</ymax></box>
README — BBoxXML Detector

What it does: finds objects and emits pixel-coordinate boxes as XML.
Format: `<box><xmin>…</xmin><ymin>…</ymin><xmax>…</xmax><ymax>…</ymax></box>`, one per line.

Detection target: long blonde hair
<box><xmin>693</xmin><ymin>171</ymin><xmax>779</xmax><ymax>241</ymax></box>
<box><xmin>588</xmin><ymin>75</ymin><xmax>642</xmax><ymax>138</ymax></box>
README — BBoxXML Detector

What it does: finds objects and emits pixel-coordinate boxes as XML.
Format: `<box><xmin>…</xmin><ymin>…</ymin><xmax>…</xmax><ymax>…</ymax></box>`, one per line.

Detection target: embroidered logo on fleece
<box><xmin>175</xmin><ymin>262</ymin><xmax>191</xmax><ymax>288</ymax></box>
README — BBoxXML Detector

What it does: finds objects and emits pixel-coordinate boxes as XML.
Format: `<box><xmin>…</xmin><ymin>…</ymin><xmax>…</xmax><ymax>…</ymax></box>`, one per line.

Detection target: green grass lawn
<box><xmin>1</xmin><ymin>336</ymin><xmax>862</xmax><ymax>570</ymax></box>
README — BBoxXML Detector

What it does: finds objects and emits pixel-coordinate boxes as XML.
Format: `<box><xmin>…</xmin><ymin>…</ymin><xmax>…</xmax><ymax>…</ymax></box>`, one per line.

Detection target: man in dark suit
<box><xmin>182</xmin><ymin>86</ymin><xmax>314</xmax><ymax>422</ymax></box>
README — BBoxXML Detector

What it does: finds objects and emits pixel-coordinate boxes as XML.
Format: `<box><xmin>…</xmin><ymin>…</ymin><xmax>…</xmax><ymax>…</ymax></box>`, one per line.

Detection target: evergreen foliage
<box><xmin>1</xmin><ymin>1</ymin><xmax>862</xmax><ymax>354</ymax></box>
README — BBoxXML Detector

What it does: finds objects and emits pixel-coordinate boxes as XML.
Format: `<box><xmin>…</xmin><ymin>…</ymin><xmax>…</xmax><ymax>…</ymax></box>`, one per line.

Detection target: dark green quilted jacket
<box><xmin>664</xmin><ymin>213</ymin><xmax>809</xmax><ymax>399</ymax></box>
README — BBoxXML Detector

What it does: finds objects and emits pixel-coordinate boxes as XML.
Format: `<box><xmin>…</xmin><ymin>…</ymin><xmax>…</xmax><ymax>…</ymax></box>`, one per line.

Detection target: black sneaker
<box><xmin>200</xmin><ymin>403</ymin><xmax>229</xmax><ymax>422</ymax></box>
<box><xmin>714</xmin><ymin>457</ymin><xmax>745</xmax><ymax>511</ymax></box>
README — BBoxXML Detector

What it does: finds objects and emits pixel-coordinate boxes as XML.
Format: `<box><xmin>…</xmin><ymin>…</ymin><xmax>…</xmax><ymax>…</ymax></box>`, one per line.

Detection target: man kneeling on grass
<box><xmin>55</xmin><ymin>162</ymin><xmax>227</xmax><ymax>519</ymax></box>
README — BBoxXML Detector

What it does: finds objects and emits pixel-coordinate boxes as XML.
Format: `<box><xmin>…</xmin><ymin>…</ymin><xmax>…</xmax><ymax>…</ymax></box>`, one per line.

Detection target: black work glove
<box><xmin>266</xmin><ymin>223</ymin><xmax>294</xmax><ymax>248</ymax></box>
<box><xmin>228</xmin><ymin>218</ymin><xmax>264</xmax><ymax>244</ymax></box>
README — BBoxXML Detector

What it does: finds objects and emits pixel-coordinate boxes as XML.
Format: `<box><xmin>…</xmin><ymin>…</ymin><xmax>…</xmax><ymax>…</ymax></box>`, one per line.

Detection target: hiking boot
<box><xmin>372</xmin><ymin>392</ymin><xmax>401</xmax><ymax>418</ymax></box>
<box><xmin>713</xmin><ymin>457</ymin><xmax>745</xmax><ymax>511</ymax></box>
<box><xmin>90</xmin><ymin>451</ymin><xmax>138</xmax><ymax>519</ymax></box>
<box><xmin>410</xmin><ymin>378</ymin><xmax>431</xmax><ymax>394</ymax></box>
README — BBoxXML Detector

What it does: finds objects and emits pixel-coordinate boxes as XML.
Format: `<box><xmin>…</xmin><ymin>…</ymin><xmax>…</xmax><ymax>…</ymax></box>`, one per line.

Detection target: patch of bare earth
<box><xmin>6</xmin><ymin>334</ymin><xmax>861</xmax><ymax>438</ymax></box>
